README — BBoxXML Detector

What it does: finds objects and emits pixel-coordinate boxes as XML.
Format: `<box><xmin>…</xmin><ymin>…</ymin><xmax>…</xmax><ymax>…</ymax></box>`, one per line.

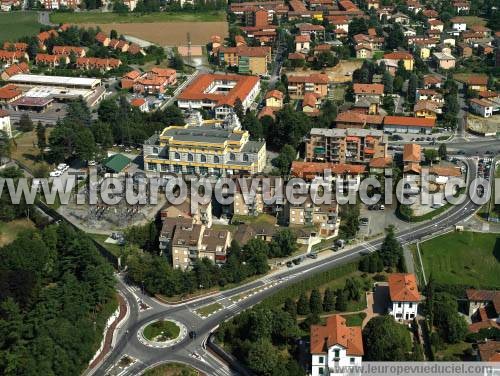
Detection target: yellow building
<box><xmin>413</xmin><ymin>100</ymin><xmax>438</xmax><ymax>119</ymax></box>
<box><xmin>419</xmin><ymin>47</ymin><xmax>430</xmax><ymax>60</ymax></box>
<box><xmin>265</xmin><ymin>89</ymin><xmax>284</xmax><ymax>108</ymax></box>
<box><xmin>218</xmin><ymin>46</ymin><xmax>271</xmax><ymax>76</ymax></box>
<box><xmin>384</xmin><ymin>52</ymin><xmax>414</xmax><ymax>71</ymax></box>
<box><xmin>143</xmin><ymin>113</ymin><xmax>267</xmax><ymax>176</ymax></box>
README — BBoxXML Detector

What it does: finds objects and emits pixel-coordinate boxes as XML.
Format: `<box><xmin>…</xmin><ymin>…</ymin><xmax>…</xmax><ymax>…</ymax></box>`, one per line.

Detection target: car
<box><xmin>307</xmin><ymin>253</ymin><xmax>318</xmax><ymax>259</ymax></box>
<box><xmin>292</xmin><ymin>258</ymin><xmax>302</xmax><ymax>265</ymax></box>
<box><xmin>360</xmin><ymin>217</ymin><xmax>369</xmax><ymax>225</ymax></box>
<box><xmin>189</xmin><ymin>331</ymin><xmax>197</xmax><ymax>339</ymax></box>
<box><xmin>124</xmin><ymin>148</ymin><xmax>132</xmax><ymax>153</ymax></box>
<box><xmin>379</xmin><ymin>204</ymin><xmax>385</xmax><ymax>210</ymax></box>
<box><xmin>50</xmin><ymin>170</ymin><xmax>62</xmax><ymax>177</ymax></box>
<box><xmin>286</xmin><ymin>261</ymin><xmax>293</xmax><ymax>268</ymax></box>
<box><xmin>55</xmin><ymin>108</ymin><xmax>61</xmax><ymax>112</ymax></box>
<box><xmin>57</xmin><ymin>163</ymin><xmax>68</xmax><ymax>170</ymax></box>
<box><xmin>88</xmin><ymin>160</ymin><xmax>97</xmax><ymax>166</ymax></box>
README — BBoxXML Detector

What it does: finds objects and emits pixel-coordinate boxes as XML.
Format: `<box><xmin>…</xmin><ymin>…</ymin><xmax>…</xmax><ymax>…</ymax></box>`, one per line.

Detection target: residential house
<box><xmin>2</xmin><ymin>42</ymin><xmax>28</xmax><ymax>52</ymax></box>
<box><xmin>128</xmin><ymin>68</ymin><xmax>177</xmax><ymax>94</ymax></box>
<box><xmin>160</xmin><ymin>198</ymin><xmax>212</xmax><ymax>228</ymax></box>
<box><xmin>355</xmin><ymin>43</ymin><xmax>373</xmax><ymax>59</ymax></box>
<box><xmin>326</xmin><ymin>15</ymin><xmax>349</xmax><ymax>34</ymax></box>
<box><xmin>258</xmin><ymin>106</ymin><xmax>277</xmax><ymax>120</ymax></box>
<box><xmin>35</xmin><ymin>53</ymin><xmax>69</xmax><ymax>67</ymax></box>
<box><xmin>429</xmin><ymin>19</ymin><xmax>444</xmax><ymax>33</ymax></box>
<box><xmin>265</xmin><ymin>89</ymin><xmax>284</xmax><ymax>108</ymax></box>
<box><xmin>477</xmin><ymin>341</ymin><xmax>500</xmax><ymax>362</ymax></box>
<box><xmin>392</xmin><ymin>12</ymin><xmax>410</xmax><ymax>24</ymax></box>
<box><xmin>121</xmin><ymin>70</ymin><xmax>142</xmax><ymax>90</ymax></box>
<box><xmin>52</xmin><ymin>46</ymin><xmax>86</xmax><ymax>57</ymax></box>
<box><xmin>130</xmin><ymin>98</ymin><xmax>149</xmax><ymax>112</ymax></box>
<box><xmin>0</xmin><ymin>84</ymin><xmax>22</xmax><ymax>105</ymax></box>
<box><xmin>383</xmin><ymin>116</ymin><xmax>435</xmax><ymax>134</ymax></box>
<box><xmin>302</xmin><ymin>92</ymin><xmax>320</xmax><ymax>115</ymax></box>
<box><xmin>367</xmin><ymin>0</ymin><xmax>379</xmax><ymax>9</ymax></box>
<box><xmin>96</xmin><ymin>32</ymin><xmax>111</xmax><ymax>47</ymax></box>
<box><xmin>353</xmin><ymin>83</ymin><xmax>384</xmax><ymax>105</ymax></box>
<box><xmin>305</xmin><ymin>128</ymin><xmax>388</xmax><ymax>164</ymax></box>
<box><xmin>298</xmin><ymin>23</ymin><xmax>325</xmax><ymax>40</ymax></box>
<box><xmin>288</xmin><ymin>196</ymin><xmax>340</xmax><ymax>236</ymax></box>
<box><xmin>422</xmin><ymin>9</ymin><xmax>439</xmax><ymax>19</ymax></box>
<box><xmin>0</xmin><ymin>62</ymin><xmax>29</xmax><ymax>80</ymax></box>
<box><xmin>451</xmin><ymin>17</ymin><xmax>467</xmax><ymax>34</ymax></box>
<box><xmin>383</xmin><ymin>51</ymin><xmax>414</xmax><ymax>71</ymax></box>
<box><xmin>465</xmin><ymin>75</ymin><xmax>488</xmax><ymax>92</ymax></box>
<box><xmin>388</xmin><ymin>273</ymin><xmax>420</xmax><ymax>322</ymax></box>
<box><xmin>335</xmin><ymin>111</ymin><xmax>384</xmax><ymax>127</ymax></box>
<box><xmin>432</xmin><ymin>51</ymin><xmax>456</xmax><ymax>70</ymax></box>
<box><xmin>413</xmin><ymin>100</ymin><xmax>439</xmax><ymax>118</ymax></box>
<box><xmin>76</xmin><ymin>57</ymin><xmax>122</xmax><ymax>71</ymax></box>
<box><xmin>470</xmin><ymin>98</ymin><xmax>494</xmax><ymax>117</ymax></box>
<box><xmin>0</xmin><ymin>110</ymin><xmax>12</xmax><ymax>138</ymax></box>
<box><xmin>295</xmin><ymin>35</ymin><xmax>311</xmax><ymax>53</ymax></box>
<box><xmin>287</xmin><ymin>74</ymin><xmax>329</xmax><ymax>99</ymax></box>
<box><xmin>416</xmin><ymin>89</ymin><xmax>444</xmax><ymax>105</ymax></box>
<box><xmin>422</xmin><ymin>74</ymin><xmax>442</xmax><ymax>89</ymax></box>
<box><xmin>466</xmin><ymin>289</ymin><xmax>500</xmax><ymax>333</ymax></box>
<box><xmin>310</xmin><ymin>315</ymin><xmax>364</xmax><ymax>376</ymax></box>
<box><xmin>452</xmin><ymin>0</ymin><xmax>470</xmax><ymax>14</ymax></box>
<box><xmin>457</xmin><ymin>43</ymin><xmax>473</xmax><ymax>58</ymax></box>
<box><xmin>109</xmin><ymin>39</ymin><xmax>129</xmax><ymax>53</ymax></box>
<box><xmin>470</xmin><ymin>25</ymin><xmax>492</xmax><ymax>38</ymax></box>
<box><xmin>0</xmin><ymin>49</ymin><xmax>28</xmax><ymax>65</ymax></box>
<box><xmin>353</xmin><ymin>33</ymin><xmax>384</xmax><ymax>50</ymax></box>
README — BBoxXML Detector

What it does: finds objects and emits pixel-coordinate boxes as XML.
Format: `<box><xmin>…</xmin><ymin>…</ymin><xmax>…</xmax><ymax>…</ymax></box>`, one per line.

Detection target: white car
<box><xmin>57</xmin><ymin>163</ymin><xmax>68</xmax><ymax>171</ymax></box>
<box><xmin>50</xmin><ymin>170</ymin><xmax>62</xmax><ymax>177</ymax></box>
<box><xmin>88</xmin><ymin>160</ymin><xmax>97</xmax><ymax>166</ymax></box>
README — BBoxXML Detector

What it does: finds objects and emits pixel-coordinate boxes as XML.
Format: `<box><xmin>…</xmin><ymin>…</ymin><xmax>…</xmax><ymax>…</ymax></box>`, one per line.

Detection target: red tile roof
<box><xmin>369</xmin><ymin>156</ymin><xmax>392</xmax><ymax>168</ymax></box>
<box><xmin>52</xmin><ymin>45</ymin><xmax>85</xmax><ymax>56</ymax></box>
<box><xmin>0</xmin><ymin>84</ymin><xmax>22</xmax><ymax>100</ymax></box>
<box><xmin>177</xmin><ymin>73</ymin><xmax>260</xmax><ymax>107</ymax></box>
<box><xmin>1</xmin><ymin>62</ymin><xmax>29</xmax><ymax>77</ymax></box>
<box><xmin>384</xmin><ymin>116</ymin><xmax>435</xmax><ymax>128</ymax></box>
<box><xmin>303</xmin><ymin>92</ymin><xmax>318</xmax><ymax>108</ymax></box>
<box><xmin>384</xmin><ymin>51</ymin><xmax>413</xmax><ymax>60</ymax></box>
<box><xmin>403</xmin><ymin>143</ymin><xmax>421</xmax><ymax>163</ymax></box>
<box><xmin>2</xmin><ymin>42</ymin><xmax>28</xmax><ymax>51</ymax></box>
<box><xmin>388</xmin><ymin>273</ymin><xmax>420</xmax><ymax>302</ymax></box>
<box><xmin>310</xmin><ymin>315</ymin><xmax>364</xmax><ymax>356</ymax></box>
<box><xmin>287</xmin><ymin>73</ymin><xmax>328</xmax><ymax>84</ymax></box>
<box><xmin>291</xmin><ymin>161</ymin><xmax>366</xmax><ymax>179</ymax></box>
<box><xmin>336</xmin><ymin>111</ymin><xmax>384</xmax><ymax>125</ymax></box>
<box><xmin>465</xmin><ymin>75</ymin><xmax>488</xmax><ymax>86</ymax></box>
<box><xmin>288</xmin><ymin>52</ymin><xmax>306</xmax><ymax>60</ymax></box>
<box><xmin>0</xmin><ymin>110</ymin><xmax>9</xmax><ymax>117</ymax></box>
<box><xmin>0</xmin><ymin>50</ymin><xmax>25</xmax><ymax>61</ymax></box>
<box><xmin>295</xmin><ymin>34</ymin><xmax>311</xmax><ymax>43</ymax></box>
<box><xmin>478</xmin><ymin>341</ymin><xmax>500</xmax><ymax>362</ymax></box>
<box><xmin>353</xmin><ymin>83</ymin><xmax>384</xmax><ymax>95</ymax></box>
<box><xmin>265</xmin><ymin>89</ymin><xmax>283</xmax><ymax>100</ymax></box>
<box><xmin>130</xmin><ymin>98</ymin><xmax>146</xmax><ymax>107</ymax></box>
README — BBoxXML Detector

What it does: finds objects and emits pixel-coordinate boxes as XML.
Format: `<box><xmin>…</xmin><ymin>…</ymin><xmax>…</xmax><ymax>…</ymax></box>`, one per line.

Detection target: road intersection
<box><xmin>89</xmin><ymin>157</ymin><xmax>486</xmax><ymax>376</ymax></box>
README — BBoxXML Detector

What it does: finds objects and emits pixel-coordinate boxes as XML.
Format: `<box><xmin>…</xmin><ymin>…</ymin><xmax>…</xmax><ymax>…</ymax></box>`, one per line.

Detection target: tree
<box><xmin>297</xmin><ymin>292</ymin><xmax>310</xmax><ymax>315</ymax></box>
<box><xmin>234</xmin><ymin>98</ymin><xmax>245</xmax><ymax>120</ymax></box>
<box><xmin>0</xmin><ymin>130</ymin><xmax>12</xmax><ymax>162</ymax></box>
<box><xmin>433</xmin><ymin>292</ymin><xmax>468</xmax><ymax>343</ymax></box>
<box><xmin>323</xmin><ymin>288</ymin><xmax>336</xmax><ymax>312</ymax></box>
<box><xmin>271</xmin><ymin>144</ymin><xmax>296</xmax><ymax>175</ymax></box>
<box><xmin>363</xmin><ymin>316</ymin><xmax>413</xmax><ymax>360</ymax></box>
<box><xmin>19</xmin><ymin>114</ymin><xmax>34</xmax><ymax>132</ymax></box>
<box><xmin>246</xmin><ymin>338</ymin><xmax>279</xmax><ymax>375</ymax></box>
<box><xmin>170</xmin><ymin>53</ymin><xmax>184</xmax><ymax>71</ymax></box>
<box><xmin>379</xmin><ymin>225</ymin><xmax>403</xmax><ymax>268</ymax></box>
<box><xmin>386</xmin><ymin>24</ymin><xmax>404</xmax><ymax>50</ymax></box>
<box><xmin>438</xmin><ymin>143</ymin><xmax>447</xmax><ymax>160</ymax></box>
<box><xmin>344</xmin><ymin>277</ymin><xmax>361</xmax><ymax>301</ymax></box>
<box><xmin>309</xmin><ymin>288</ymin><xmax>323</xmax><ymax>314</ymax></box>
<box><xmin>110</xmin><ymin>29</ymin><xmax>118</xmax><ymax>39</ymax></box>
<box><xmin>242</xmin><ymin>112</ymin><xmax>263</xmax><ymax>140</ymax></box>
<box><xmin>36</xmin><ymin>122</ymin><xmax>46</xmax><ymax>153</ymax></box>
<box><xmin>407</xmin><ymin>74</ymin><xmax>418</xmax><ymax>104</ymax></box>
<box><xmin>339</xmin><ymin>203</ymin><xmax>360</xmax><ymax>239</ymax></box>
<box><xmin>382</xmin><ymin>95</ymin><xmax>395</xmax><ymax>115</ymax></box>
<box><xmin>335</xmin><ymin>288</ymin><xmax>348</xmax><ymax>311</ymax></box>
<box><xmin>269</xmin><ymin>228</ymin><xmax>298</xmax><ymax>258</ymax></box>
<box><xmin>424</xmin><ymin>148</ymin><xmax>438</xmax><ymax>164</ymax></box>
<box><xmin>383</xmin><ymin>71</ymin><xmax>394</xmax><ymax>94</ymax></box>
<box><xmin>284</xmin><ymin>297</ymin><xmax>297</xmax><ymax>319</ymax></box>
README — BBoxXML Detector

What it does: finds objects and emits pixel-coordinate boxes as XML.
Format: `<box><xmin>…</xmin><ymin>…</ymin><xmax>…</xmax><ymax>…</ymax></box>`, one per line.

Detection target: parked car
<box><xmin>50</xmin><ymin>170</ymin><xmax>62</xmax><ymax>177</ymax></box>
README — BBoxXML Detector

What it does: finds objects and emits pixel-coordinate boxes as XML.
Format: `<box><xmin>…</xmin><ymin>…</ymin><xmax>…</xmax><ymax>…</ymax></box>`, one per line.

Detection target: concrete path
<box><xmin>403</xmin><ymin>244</ymin><xmax>416</xmax><ymax>275</ymax></box>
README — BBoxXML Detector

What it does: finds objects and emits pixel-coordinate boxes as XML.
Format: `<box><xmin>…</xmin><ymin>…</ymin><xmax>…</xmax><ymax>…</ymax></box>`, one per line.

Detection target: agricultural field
<box><xmin>418</xmin><ymin>231</ymin><xmax>500</xmax><ymax>288</ymax></box>
<box><xmin>78</xmin><ymin>21</ymin><xmax>228</xmax><ymax>45</ymax></box>
<box><xmin>0</xmin><ymin>11</ymin><xmax>41</xmax><ymax>42</ymax></box>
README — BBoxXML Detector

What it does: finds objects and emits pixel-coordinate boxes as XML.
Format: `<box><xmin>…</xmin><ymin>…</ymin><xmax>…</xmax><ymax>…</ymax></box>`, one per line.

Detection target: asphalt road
<box><xmin>90</xmin><ymin>158</ymin><xmax>482</xmax><ymax>376</ymax></box>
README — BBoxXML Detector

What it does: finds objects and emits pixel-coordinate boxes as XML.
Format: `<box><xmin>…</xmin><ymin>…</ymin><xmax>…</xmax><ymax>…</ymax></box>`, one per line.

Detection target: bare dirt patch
<box><xmin>80</xmin><ymin>22</ymin><xmax>228</xmax><ymax>46</ymax></box>
<box><xmin>283</xmin><ymin>60</ymin><xmax>363</xmax><ymax>83</ymax></box>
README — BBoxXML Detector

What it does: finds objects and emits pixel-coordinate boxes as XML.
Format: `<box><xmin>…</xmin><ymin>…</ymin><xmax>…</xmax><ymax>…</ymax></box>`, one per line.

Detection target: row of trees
<box><xmin>0</xmin><ymin>224</ymin><xmax>116</xmax><ymax>375</ymax></box>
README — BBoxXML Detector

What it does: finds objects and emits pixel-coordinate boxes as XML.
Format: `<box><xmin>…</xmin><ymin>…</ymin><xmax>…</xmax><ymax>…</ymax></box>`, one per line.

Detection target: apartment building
<box><xmin>159</xmin><ymin>218</ymin><xmax>231</xmax><ymax>270</ymax></box>
<box><xmin>288</xmin><ymin>198</ymin><xmax>339</xmax><ymax>237</ymax></box>
<box><xmin>287</xmin><ymin>74</ymin><xmax>328</xmax><ymax>99</ymax></box>
<box><xmin>305</xmin><ymin>128</ymin><xmax>388</xmax><ymax>165</ymax></box>
<box><xmin>126</xmin><ymin>68</ymin><xmax>177</xmax><ymax>94</ymax></box>
<box><xmin>218</xmin><ymin>46</ymin><xmax>271</xmax><ymax>76</ymax></box>
<box><xmin>177</xmin><ymin>73</ymin><xmax>260</xmax><ymax>119</ymax></box>
<box><xmin>143</xmin><ymin>111</ymin><xmax>266</xmax><ymax>176</ymax></box>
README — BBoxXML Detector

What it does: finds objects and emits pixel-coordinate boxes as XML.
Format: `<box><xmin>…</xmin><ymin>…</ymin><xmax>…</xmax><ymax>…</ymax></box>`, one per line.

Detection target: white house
<box><xmin>388</xmin><ymin>273</ymin><xmax>420</xmax><ymax>322</ymax></box>
<box><xmin>310</xmin><ymin>315</ymin><xmax>364</xmax><ymax>376</ymax></box>
<box><xmin>470</xmin><ymin>98</ymin><xmax>494</xmax><ymax>117</ymax></box>
<box><xmin>0</xmin><ymin>110</ymin><xmax>11</xmax><ymax>138</ymax></box>
<box><xmin>451</xmin><ymin>17</ymin><xmax>467</xmax><ymax>33</ymax></box>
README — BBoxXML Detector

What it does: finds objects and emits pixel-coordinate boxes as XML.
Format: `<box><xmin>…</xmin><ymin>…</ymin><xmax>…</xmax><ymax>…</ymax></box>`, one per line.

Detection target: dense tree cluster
<box><xmin>0</xmin><ymin>224</ymin><xmax>116</xmax><ymax>375</ymax></box>
<box><xmin>216</xmin><ymin>306</ymin><xmax>304</xmax><ymax>376</ymax></box>
<box><xmin>379</xmin><ymin>225</ymin><xmax>406</xmax><ymax>271</ymax></box>
<box><xmin>431</xmin><ymin>292</ymin><xmax>468</xmax><ymax>344</ymax></box>
<box><xmin>363</xmin><ymin>316</ymin><xmax>413</xmax><ymax>360</ymax></box>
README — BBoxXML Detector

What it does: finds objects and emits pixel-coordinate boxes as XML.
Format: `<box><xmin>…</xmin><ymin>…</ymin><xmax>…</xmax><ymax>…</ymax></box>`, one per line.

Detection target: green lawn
<box><xmin>419</xmin><ymin>231</ymin><xmax>500</xmax><ymax>288</ymax></box>
<box><xmin>0</xmin><ymin>11</ymin><xmax>40</xmax><ymax>42</ymax></box>
<box><xmin>89</xmin><ymin>233</ymin><xmax>123</xmax><ymax>257</ymax></box>
<box><xmin>195</xmin><ymin>302</ymin><xmax>223</xmax><ymax>317</ymax></box>
<box><xmin>0</xmin><ymin>219</ymin><xmax>35</xmax><ymax>247</ymax></box>
<box><xmin>143</xmin><ymin>320</ymin><xmax>180</xmax><ymax>342</ymax></box>
<box><xmin>50</xmin><ymin>11</ymin><xmax>225</xmax><ymax>24</ymax></box>
<box><xmin>144</xmin><ymin>363</ymin><xmax>199</xmax><ymax>376</ymax></box>
<box><xmin>342</xmin><ymin>312</ymin><xmax>367</xmax><ymax>327</ymax></box>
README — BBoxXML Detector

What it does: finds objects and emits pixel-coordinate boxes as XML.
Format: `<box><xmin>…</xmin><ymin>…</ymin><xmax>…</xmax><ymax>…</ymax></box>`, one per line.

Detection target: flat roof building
<box><xmin>7</xmin><ymin>74</ymin><xmax>102</xmax><ymax>90</ymax></box>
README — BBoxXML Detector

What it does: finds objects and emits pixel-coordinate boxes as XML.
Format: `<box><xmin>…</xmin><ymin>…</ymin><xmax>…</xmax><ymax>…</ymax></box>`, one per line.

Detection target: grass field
<box><xmin>50</xmin><ymin>11</ymin><xmax>225</xmax><ymax>24</ymax></box>
<box><xmin>419</xmin><ymin>231</ymin><xmax>500</xmax><ymax>288</ymax></box>
<box><xmin>0</xmin><ymin>219</ymin><xmax>35</xmax><ymax>246</ymax></box>
<box><xmin>143</xmin><ymin>320</ymin><xmax>180</xmax><ymax>342</ymax></box>
<box><xmin>195</xmin><ymin>302</ymin><xmax>223</xmax><ymax>317</ymax></box>
<box><xmin>144</xmin><ymin>363</ymin><xmax>200</xmax><ymax>376</ymax></box>
<box><xmin>11</xmin><ymin>129</ymin><xmax>52</xmax><ymax>172</ymax></box>
<box><xmin>0</xmin><ymin>11</ymin><xmax>40</xmax><ymax>42</ymax></box>
<box><xmin>460</xmin><ymin>16</ymin><xmax>487</xmax><ymax>27</ymax></box>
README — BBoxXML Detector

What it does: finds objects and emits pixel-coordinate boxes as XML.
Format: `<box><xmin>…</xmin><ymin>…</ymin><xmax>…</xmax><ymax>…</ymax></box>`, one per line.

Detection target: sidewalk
<box><xmin>87</xmin><ymin>294</ymin><xmax>128</xmax><ymax>372</ymax></box>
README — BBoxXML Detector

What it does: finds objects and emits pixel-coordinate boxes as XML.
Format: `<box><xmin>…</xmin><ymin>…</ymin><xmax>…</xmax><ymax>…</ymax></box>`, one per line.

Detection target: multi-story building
<box><xmin>124</xmin><ymin>68</ymin><xmax>177</xmax><ymax>94</ymax></box>
<box><xmin>42</xmin><ymin>0</ymin><xmax>80</xmax><ymax>9</ymax></box>
<box><xmin>159</xmin><ymin>218</ymin><xmax>231</xmax><ymax>270</ymax></box>
<box><xmin>143</xmin><ymin>111</ymin><xmax>266</xmax><ymax>176</ymax></box>
<box><xmin>287</xmin><ymin>74</ymin><xmax>329</xmax><ymax>100</ymax></box>
<box><xmin>310</xmin><ymin>315</ymin><xmax>364</xmax><ymax>376</ymax></box>
<box><xmin>288</xmin><ymin>198</ymin><xmax>339</xmax><ymax>237</ymax></box>
<box><xmin>305</xmin><ymin>128</ymin><xmax>388</xmax><ymax>165</ymax></box>
<box><xmin>218</xmin><ymin>46</ymin><xmax>271</xmax><ymax>76</ymax></box>
<box><xmin>387</xmin><ymin>273</ymin><xmax>420</xmax><ymax>322</ymax></box>
<box><xmin>177</xmin><ymin>74</ymin><xmax>260</xmax><ymax>119</ymax></box>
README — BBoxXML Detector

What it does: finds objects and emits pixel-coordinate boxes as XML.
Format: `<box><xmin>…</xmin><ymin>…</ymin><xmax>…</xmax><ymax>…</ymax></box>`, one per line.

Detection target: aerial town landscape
<box><xmin>0</xmin><ymin>0</ymin><xmax>499</xmax><ymax>375</ymax></box>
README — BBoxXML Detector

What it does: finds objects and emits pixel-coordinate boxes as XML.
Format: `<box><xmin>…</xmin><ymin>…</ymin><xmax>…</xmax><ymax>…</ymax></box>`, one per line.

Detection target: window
<box><xmin>200</xmin><ymin>154</ymin><xmax>207</xmax><ymax>163</ymax></box>
<box><xmin>214</xmin><ymin>155</ymin><xmax>220</xmax><ymax>163</ymax></box>
<box><xmin>409</xmin><ymin>303</ymin><xmax>413</xmax><ymax>308</ymax></box>
<box><xmin>319</xmin><ymin>356</ymin><xmax>324</xmax><ymax>364</ymax></box>
<box><xmin>243</xmin><ymin>153</ymin><xmax>249</xmax><ymax>162</ymax></box>
<box><xmin>174</xmin><ymin>165</ymin><xmax>182</xmax><ymax>173</ymax></box>
<box><xmin>187</xmin><ymin>166</ymin><xmax>195</xmax><ymax>174</ymax></box>
<box><xmin>153</xmin><ymin>147</ymin><xmax>159</xmax><ymax>154</ymax></box>
<box><xmin>200</xmin><ymin>167</ymin><xmax>208</xmax><ymax>175</ymax></box>
<box><xmin>188</xmin><ymin>153</ymin><xmax>194</xmax><ymax>162</ymax></box>
<box><xmin>174</xmin><ymin>152</ymin><xmax>180</xmax><ymax>160</ymax></box>
<box><xmin>160</xmin><ymin>164</ymin><xmax>168</xmax><ymax>172</ymax></box>
<box><xmin>350</xmin><ymin>358</ymin><xmax>355</xmax><ymax>364</ymax></box>
<box><xmin>319</xmin><ymin>367</ymin><xmax>324</xmax><ymax>375</ymax></box>
<box><xmin>334</xmin><ymin>349</ymin><xmax>340</xmax><ymax>358</ymax></box>
<box><xmin>230</xmin><ymin>153</ymin><xmax>235</xmax><ymax>161</ymax></box>
<box><xmin>398</xmin><ymin>302</ymin><xmax>402</xmax><ymax>308</ymax></box>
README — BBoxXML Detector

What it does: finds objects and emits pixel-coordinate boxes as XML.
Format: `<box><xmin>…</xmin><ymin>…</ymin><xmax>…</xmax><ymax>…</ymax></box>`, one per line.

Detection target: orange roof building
<box><xmin>52</xmin><ymin>45</ymin><xmax>86</xmax><ymax>57</ymax></box>
<box><xmin>353</xmin><ymin>83</ymin><xmax>384</xmax><ymax>96</ymax></box>
<box><xmin>177</xmin><ymin>73</ymin><xmax>260</xmax><ymax>119</ymax></box>
<box><xmin>403</xmin><ymin>143</ymin><xmax>421</xmax><ymax>163</ymax></box>
<box><xmin>0</xmin><ymin>62</ymin><xmax>29</xmax><ymax>81</ymax></box>
<box><xmin>310</xmin><ymin>315</ymin><xmax>363</xmax><ymax>374</ymax></box>
<box><xmin>291</xmin><ymin>161</ymin><xmax>366</xmax><ymax>180</ymax></box>
<box><xmin>76</xmin><ymin>57</ymin><xmax>121</xmax><ymax>71</ymax></box>
<box><xmin>0</xmin><ymin>84</ymin><xmax>22</xmax><ymax>104</ymax></box>
<box><xmin>388</xmin><ymin>273</ymin><xmax>420</xmax><ymax>322</ymax></box>
<box><xmin>384</xmin><ymin>116</ymin><xmax>435</xmax><ymax>134</ymax></box>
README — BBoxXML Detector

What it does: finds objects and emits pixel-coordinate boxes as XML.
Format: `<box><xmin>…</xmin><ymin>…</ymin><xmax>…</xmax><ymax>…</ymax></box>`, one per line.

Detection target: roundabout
<box><xmin>138</xmin><ymin>319</ymin><xmax>187</xmax><ymax>348</ymax></box>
